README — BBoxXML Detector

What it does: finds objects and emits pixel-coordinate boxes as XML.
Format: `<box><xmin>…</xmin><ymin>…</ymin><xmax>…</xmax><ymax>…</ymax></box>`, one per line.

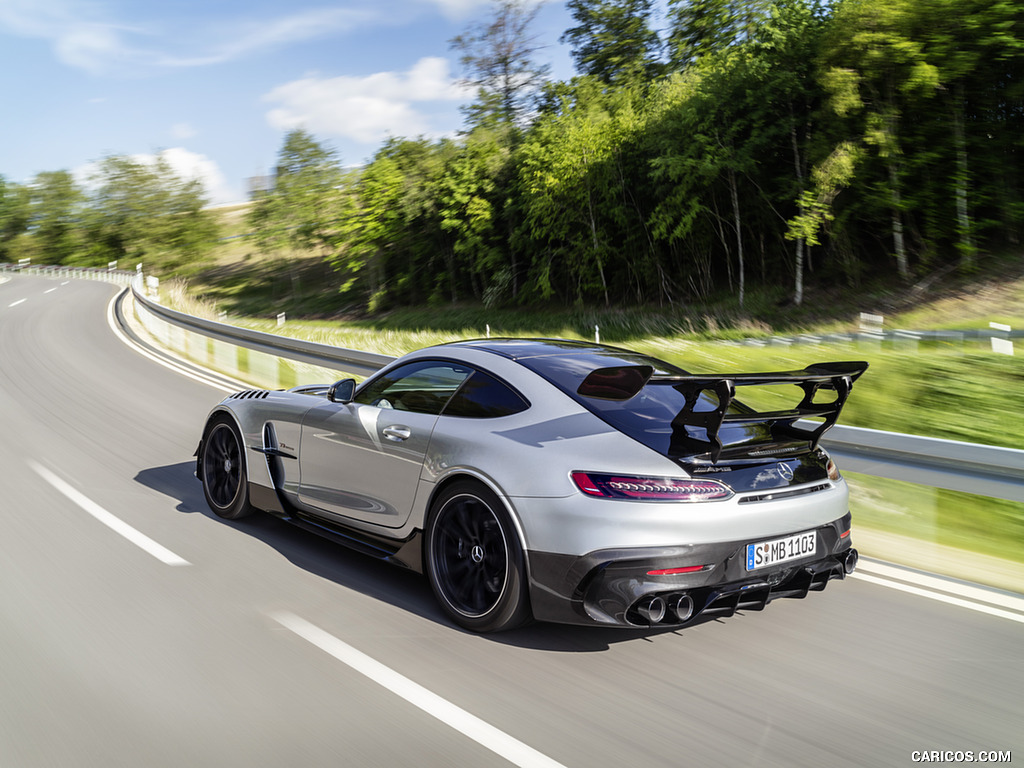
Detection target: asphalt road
<box><xmin>1</xmin><ymin>274</ymin><xmax>1020</xmax><ymax>768</ymax></box>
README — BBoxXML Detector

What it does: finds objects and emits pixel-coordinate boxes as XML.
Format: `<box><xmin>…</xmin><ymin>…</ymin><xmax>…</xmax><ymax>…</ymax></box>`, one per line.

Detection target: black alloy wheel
<box><xmin>426</xmin><ymin>481</ymin><xmax>530</xmax><ymax>633</ymax></box>
<box><xmin>200</xmin><ymin>417</ymin><xmax>254</xmax><ymax>519</ymax></box>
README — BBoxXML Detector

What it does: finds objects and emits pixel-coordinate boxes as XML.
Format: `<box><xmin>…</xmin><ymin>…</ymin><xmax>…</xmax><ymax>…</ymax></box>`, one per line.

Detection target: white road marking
<box><xmin>105</xmin><ymin>290</ymin><xmax>241</xmax><ymax>393</ymax></box>
<box><xmin>29</xmin><ymin>461</ymin><xmax>190</xmax><ymax>567</ymax></box>
<box><xmin>856</xmin><ymin>559</ymin><xmax>1024</xmax><ymax>612</ymax></box>
<box><xmin>9</xmin><ymin>298</ymin><xmax>26</xmax><ymax>307</ymax></box>
<box><xmin>45</xmin><ymin>287</ymin><xmax>58</xmax><ymax>294</ymax></box>
<box><xmin>272</xmin><ymin>612</ymin><xmax>568</xmax><ymax>768</ymax></box>
<box><xmin>851</xmin><ymin>569</ymin><xmax>1024</xmax><ymax>625</ymax></box>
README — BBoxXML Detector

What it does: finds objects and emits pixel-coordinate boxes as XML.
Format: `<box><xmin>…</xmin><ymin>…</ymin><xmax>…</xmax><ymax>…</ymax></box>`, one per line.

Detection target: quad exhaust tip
<box><xmin>628</xmin><ymin>551</ymin><xmax>856</xmax><ymax>627</ymax></box>
<box><xmin>633</xmin><ymin>593</ymin><xmax>694</xmax><ymax>626</ymax></box>
<box><xmin>636</xmin><ymin>595</ymin><xmax>666</xmax><ymax>625</ymax></box>
<box><xmin>843</xmin><ymin>548</ymin><xmax>859</xmax><ymax>575</ymax></box>
<box><xmin>669</xmin><ymin>594</ymin><xmax>694</xmax><ymax>623</ymax></box>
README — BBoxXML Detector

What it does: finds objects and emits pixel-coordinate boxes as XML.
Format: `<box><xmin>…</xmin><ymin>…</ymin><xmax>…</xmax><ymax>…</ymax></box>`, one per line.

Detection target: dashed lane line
<box><xmin>29</xmin><ymin>461</ymin><xmax>190</xmax><ymax>567</ymax></box>
<box><xmin>272</xmin><ymin>611</ymin><xmax>568</xmax><ymax>768</ymax></box>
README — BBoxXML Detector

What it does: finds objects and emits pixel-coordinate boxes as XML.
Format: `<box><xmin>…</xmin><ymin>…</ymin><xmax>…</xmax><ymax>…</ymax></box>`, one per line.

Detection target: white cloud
<box><xmin>262</xmin><ymin>57</ymin><xmax>472</xmax><ymax>145</ymax></box>
<box><xmin>171</xmin><ymin>122</ymin><xmax>197</xmax><ymax>140</ymax></box>
<box><xmin>74</xmin><ymin>148</ymin><xmax>240</xmax><ymax>205</ymax></box>
<box><xmin>0</xmin><ymin>1</ymin><xmax>370</xmax><ymax>74</ymax></box>
<box><xmin>153</xmin><ymin>8</ymin><xmax>371</xmax><ymax>68</ymax></box>
<box><xmin>415</xmin><ymin>0</ymin><xmax>494</xmax><ymax>21</ymax></box>
<box><xmin>0</xmin><ymin>0</ymin><xmax>139</xmax><ymax>73</ymax></box>
<box><xmin>157</xmin><ymin>147</ymin><xmax>238</xmax><ymax>204</ymax></box>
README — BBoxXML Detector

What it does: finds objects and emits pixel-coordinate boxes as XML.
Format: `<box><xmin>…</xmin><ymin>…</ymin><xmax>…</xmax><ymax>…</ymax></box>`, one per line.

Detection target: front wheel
<box><xmin>199</xmin><ymin>416</ymin><xmax>254</xmax><ymax>519</ymax></box>
<box><xmin>425</xmin><ymin>481</ymin><xmax>531</xmax><ymax>633</ymax></box>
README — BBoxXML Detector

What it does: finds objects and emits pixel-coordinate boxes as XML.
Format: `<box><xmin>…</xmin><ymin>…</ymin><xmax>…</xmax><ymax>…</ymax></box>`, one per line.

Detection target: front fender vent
<box><xmin>229</xmin><ymin>389</ymin><xmax>270</xmax><ymax>400</ymax></box>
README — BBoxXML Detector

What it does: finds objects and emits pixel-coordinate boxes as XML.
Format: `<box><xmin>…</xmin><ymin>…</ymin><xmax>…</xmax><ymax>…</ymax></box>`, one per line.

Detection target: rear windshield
<box><xmin>516</xmin><ymin>350</ymin><xmax>736</xmax><ymax>457</ymax></box>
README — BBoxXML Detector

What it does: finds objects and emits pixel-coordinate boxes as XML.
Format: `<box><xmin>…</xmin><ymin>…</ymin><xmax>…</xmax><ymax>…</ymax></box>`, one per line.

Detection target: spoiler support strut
<box><xmin>577</xmin><ymin>361</ymin><xmax>868</xmax><ymax>464</ymax></box>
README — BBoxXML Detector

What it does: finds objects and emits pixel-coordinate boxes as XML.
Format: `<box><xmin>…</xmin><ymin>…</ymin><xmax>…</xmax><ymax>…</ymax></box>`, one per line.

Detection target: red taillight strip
<box><xmin>573</xmin><ymin>472</ymin><xmax>603</xmax><ymax>496</ymax></box>
<box><xmin>840</xmin><ymin>529</ymin><xmax>851</xmax><ymax>539</ymax></box>
<box><xmin>571</xmin><ymin>471</ymin><xmax>733</xmax><ymax>502</ymax></box>
<box><xmin>647</xmin><ymin>565</ymin><xmax>709</xmax><ymax>576</ymax></box>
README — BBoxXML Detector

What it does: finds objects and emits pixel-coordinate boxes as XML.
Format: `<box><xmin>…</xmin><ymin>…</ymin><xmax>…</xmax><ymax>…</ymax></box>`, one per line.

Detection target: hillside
<box><xmin>180</xmin><ymin>207</ymin><xmax>1024</xmax><ymax>342</ymax></box>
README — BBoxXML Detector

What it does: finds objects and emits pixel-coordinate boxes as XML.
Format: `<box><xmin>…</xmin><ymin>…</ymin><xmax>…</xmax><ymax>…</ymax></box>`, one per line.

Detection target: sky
<box><xmin>0</xmin><ymin>0</ymin><xmax>576</xmax><ymax>205</ymax></box>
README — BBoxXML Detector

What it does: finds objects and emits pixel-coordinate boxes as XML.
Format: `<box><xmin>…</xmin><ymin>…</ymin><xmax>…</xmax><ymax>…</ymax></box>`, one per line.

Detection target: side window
<box><xmin>354</xmin><ymin>361</ymin><xmax>471</xmax><ymax>415</ymax></box>
<box><xmin>442</xmin><ymin>370</ymin><xmax>530</xmax><ymax>419</ymax></box>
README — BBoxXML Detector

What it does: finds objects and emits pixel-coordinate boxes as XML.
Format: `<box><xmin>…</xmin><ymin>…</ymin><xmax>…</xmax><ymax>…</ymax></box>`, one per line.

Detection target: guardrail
<box><xmin>130</xmin><ymin>276</ymin><xmax>391</xmax><ymax>377</ymax></box>
<box><xmin>6</xmin><ymin>263</ymin><xmax>1022</xmax><ymax>503</ymax></box>
<box><xmin>726</xmin><ymin>328</ymin><xmax>1023</xmax><ymax>346</ymax></box>
<box><xmin>1</xmin><ymin>262</ymin><xmax>136</xmax><ymax>286</ymax></box>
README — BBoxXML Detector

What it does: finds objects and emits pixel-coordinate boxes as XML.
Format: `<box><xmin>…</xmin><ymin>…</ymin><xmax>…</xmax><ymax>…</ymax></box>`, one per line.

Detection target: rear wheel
<box><xmin>425</xmin><ymin>481</ymin><xmax>530</xmax><ymax>632</ymax></box>
<box><xmin>200</xmin><ymin>416</ymin><xmax>254</xmax><ymax>519</ymax></box>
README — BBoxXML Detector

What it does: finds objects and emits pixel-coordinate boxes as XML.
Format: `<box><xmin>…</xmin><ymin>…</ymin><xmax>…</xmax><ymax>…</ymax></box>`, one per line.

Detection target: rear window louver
<box><xmin>229</xmin><ymin>390</ymin><xmax>270</xmax><ymax>400</ymax></box>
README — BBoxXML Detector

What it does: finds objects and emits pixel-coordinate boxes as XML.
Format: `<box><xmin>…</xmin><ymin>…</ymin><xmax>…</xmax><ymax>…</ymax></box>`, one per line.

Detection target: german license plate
<box><xmin>746</xmin><ymin>531</ymin><xmax>816</xmax><ymax>571</ymax></box>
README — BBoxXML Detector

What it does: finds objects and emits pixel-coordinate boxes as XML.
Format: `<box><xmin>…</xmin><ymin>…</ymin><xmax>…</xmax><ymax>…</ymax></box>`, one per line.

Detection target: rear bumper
<box><xmin>527</xmin><ymin>513</ymin><xmax>855</xmax><ymax>627</ymax></box>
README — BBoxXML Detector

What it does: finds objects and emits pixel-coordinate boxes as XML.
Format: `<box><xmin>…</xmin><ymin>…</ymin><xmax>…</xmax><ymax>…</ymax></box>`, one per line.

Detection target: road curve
<box><xmin>1</xmin><ymin>275</ymin><xmax>1020</xmax><ymax>767</ymax></box>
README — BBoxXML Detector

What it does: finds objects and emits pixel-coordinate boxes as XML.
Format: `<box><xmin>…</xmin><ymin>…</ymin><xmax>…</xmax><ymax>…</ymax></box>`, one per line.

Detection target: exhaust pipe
<box><xmin>842</xmin><ymin>548</ymin><xmax>859</xmax><ymax>575</ymax></box>
<box><xmin>669</xmin><ymin>594</ymin><xmax>694</xmax><ymax>623</ymax></box>
<box><xmin>635</xmin><ymin>596</ymin><xmax>666</xmax><ymax>625</ymax></box>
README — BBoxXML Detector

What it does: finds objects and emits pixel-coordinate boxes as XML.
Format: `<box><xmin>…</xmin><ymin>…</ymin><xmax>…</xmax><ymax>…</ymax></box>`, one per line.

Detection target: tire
<box><xmin>425</xmin><ymin>480</ymin><xmax>531</xmax><ymax>633</ymax></box>
<box><xmin>199</xmin><ymin>416</ymin><xmax>254</xmax><ymax>519</ymax></box>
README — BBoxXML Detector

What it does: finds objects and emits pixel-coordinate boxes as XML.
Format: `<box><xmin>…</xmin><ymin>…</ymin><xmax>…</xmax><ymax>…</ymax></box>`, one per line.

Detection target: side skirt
<box><xmin>249</xmin><ymin>481</ymin><xmax>423</xmax><ymax>573</ymax></box>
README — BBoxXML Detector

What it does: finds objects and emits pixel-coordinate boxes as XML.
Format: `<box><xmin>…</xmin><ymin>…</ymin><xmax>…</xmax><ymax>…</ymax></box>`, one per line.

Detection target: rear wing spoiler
<box><xmin>577</xmin><ymin>361</ymin><xmax>868</xmax><ymax>463</ymax></box>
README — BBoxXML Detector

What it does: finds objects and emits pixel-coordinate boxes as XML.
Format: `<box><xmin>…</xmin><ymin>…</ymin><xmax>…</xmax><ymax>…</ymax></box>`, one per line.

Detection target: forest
<box><xmin>2</xmin><ymin>0</ymin><xmax>1022</xmax><ymax>313</ymax></box>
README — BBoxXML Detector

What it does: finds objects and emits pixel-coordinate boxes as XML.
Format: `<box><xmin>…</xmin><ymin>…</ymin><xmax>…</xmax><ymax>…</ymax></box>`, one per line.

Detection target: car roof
<box><xmin>445</xmin><ymin>337</ymin><xmax>633</xmax><ymax>360</ymax></box>
<box><xmin>441</xmin><ymin>338</ymin><xmax>688</xmax><ymax>375</ymax></box>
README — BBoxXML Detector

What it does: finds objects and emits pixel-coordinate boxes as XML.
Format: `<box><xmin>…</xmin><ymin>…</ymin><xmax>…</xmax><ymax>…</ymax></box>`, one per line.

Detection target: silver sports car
<box><xmin>197</xmin><ymin>339</ymin><xmax>867</xmax><ymax>632</ymax></box>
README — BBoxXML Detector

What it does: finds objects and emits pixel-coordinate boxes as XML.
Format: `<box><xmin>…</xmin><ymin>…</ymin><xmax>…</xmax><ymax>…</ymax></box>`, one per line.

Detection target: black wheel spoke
<box><xmin>204</xmin><ymin>424</ymin><xmax>241</xmax><ymax>509</ymax></box>
<box><xmin>199</xmin><ymin>419</ymin><xmax>253</xmax><ymax>521</ymax></box>
<box><xmin>430</xmin><ymin>492</ymin><xmax>509</xmax><ymax>619</ymax></box>
<box><xmin>451</xmin><ymin>503</ymin><xmax>475</xmax><ymax>541</ymax></box>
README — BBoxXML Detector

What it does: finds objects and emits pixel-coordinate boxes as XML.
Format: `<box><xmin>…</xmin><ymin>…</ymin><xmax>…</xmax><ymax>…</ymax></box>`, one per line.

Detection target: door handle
<box><xmin>382</xmin><ymin>425</ymin><xmax>411</xmax><ymax>442</ymax></box>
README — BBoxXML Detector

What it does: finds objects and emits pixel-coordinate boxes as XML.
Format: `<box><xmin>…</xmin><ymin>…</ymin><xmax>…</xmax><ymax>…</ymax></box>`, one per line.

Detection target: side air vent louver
<box><xmin>229</xmin><ymin>390</ymin><xmax>270</xmax><ymax>400</ymax></box>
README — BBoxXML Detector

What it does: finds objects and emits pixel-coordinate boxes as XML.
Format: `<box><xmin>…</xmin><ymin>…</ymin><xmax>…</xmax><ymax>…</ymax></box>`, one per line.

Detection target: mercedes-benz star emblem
<box><xmin>777</xmin><ymin>463</ymin><xmax>794</xmax><ymax>481</ymax></box>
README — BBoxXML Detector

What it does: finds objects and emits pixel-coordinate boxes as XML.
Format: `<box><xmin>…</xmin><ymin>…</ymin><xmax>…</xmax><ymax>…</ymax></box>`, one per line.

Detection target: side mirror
<box><xmin>327</xmin><ymin>378</ymin><xmax>356</xmax><ymax>404</ymax></box>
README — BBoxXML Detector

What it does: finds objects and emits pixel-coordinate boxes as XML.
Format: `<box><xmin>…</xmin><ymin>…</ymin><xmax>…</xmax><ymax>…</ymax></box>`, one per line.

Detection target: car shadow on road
<box><xmin>136</xmin><ymin>461</ymin><xmax>709</xmax><ymax>652</ymax></box>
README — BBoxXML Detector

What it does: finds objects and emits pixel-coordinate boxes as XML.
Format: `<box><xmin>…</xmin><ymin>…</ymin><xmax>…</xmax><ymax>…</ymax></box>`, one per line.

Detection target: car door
<box><xmin>297</xmin><ymin>360</ymin><xmax>472</xmax><ymax>528</ymax></box>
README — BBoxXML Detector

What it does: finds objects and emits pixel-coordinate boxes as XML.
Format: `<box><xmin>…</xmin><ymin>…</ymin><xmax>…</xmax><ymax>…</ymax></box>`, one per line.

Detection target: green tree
<box><xmin>666</xmin><ymin>0</ymin><xmax>770</xmax><ymax>69</ymax></box>
<box><xmin>337</xmin><ymin>138</ymin><xmax>452</xmax><ymax>309</ymax></box>
<box><xmin>517</xmin><ymin>80</ymin><xmax>654</xmax><ymax>304</ymax></box>
<box><xmin>450</xmin><ymin>0</ymin><xmax>551</xmax><ymax>127</ymax></box>
<box><xmin>750</xmin><ymin>0</ymin><xmax>831</xmax><ymax>304</ymax></box>
<box><xmin>28</xmin><ymin>170</ymin><xmax>85</xmax><ymax>264</ymax></box>
<box><xmin>648</xmin><ymin>48</ymin><xmax>771</xmax><ymax>307</ymax></box>
<box><xmin>438</xmin><ymin>126</ymin><xmax>514</xmax><ymax>304</ymax></box>
<box><xmin>248</xmin><ymin>129</ymin><xmax>343</xmax><ymax>259</ymax></box>
<box><xmin>820</xmin><ymin>0</ymin><xmax>942</xmax><ymax>280</ymax></box>
<box><xmin>896</xmin><ymin>0</ymin><xmax>1024</xmax><ymax>267</ymax></box>
<box><xmin>561</xmin><ymin>0</ymin><xmax>663</xmax><ymax>84</ymax></box>
<box><xmin>0</xmin><ymin>176</ymin><xmax>31</xmax><ymax>261</ymax></box>
<box><xmin>84</xmin><ymin>154</ymin><xmax>217</xmax><ymax>269</ymax></box>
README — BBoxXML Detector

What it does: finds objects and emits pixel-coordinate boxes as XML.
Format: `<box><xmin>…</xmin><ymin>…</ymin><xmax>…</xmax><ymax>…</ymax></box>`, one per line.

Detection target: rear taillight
<box><xmin>571</xmin><ymin>472</ymin><xmax>733</xmax><ymax>502</ymax></box>
<box><xmin>827</xmin><ymin>458</ymin><xmax>841</xmax><ymax>481</ymax></box>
